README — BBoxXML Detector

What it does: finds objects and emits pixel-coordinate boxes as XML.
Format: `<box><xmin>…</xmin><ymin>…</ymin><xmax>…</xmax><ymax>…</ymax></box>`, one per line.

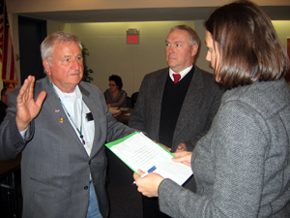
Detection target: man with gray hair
<box><xmin>0</xmin><ymin>31</ymin><xmax>135</xmax><ymax>218</ymax></box>
<box><xmin>129</xmin><ymin>25</ymin><xmax>224</xmax><ymax>218</ymax></box>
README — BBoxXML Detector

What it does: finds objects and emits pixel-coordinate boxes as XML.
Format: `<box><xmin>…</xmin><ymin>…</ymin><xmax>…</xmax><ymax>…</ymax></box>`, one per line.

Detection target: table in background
<box><xmin>0</xmin><ymin>154</ymin><xmax>22</xmax><ymax>218</ymax></box>
<box><xmin>114</xmin><ymin>108</ymin><xmax>133</xmax><ymax>124</ymax></box>
<box><xmin>0</xmin><ymin>155</ymin><xmax>21</xmax><ymax>180</ymax></box>
<box><xmin>107</xmin><ymin>107</ymin><xmax>142</xmax><ymax>217</ymax></box>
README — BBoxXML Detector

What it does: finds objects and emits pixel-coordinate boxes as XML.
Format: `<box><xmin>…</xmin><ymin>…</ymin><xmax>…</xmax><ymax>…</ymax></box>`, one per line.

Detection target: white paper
<box><xmin>107</xmin><ymin>132</ymin><xmax>193</xmax><ymax>185</ymax></box>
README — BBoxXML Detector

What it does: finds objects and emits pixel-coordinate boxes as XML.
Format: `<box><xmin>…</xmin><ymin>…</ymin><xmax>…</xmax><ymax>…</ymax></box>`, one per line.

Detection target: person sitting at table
<box><xmin>133</xmin><ymin>1</ymin><xmax>290</xmax><ymax>217</ymax></box>
<box><xmin>104</xmin><ymin>74</ymin><xmax>127</xmax><ymax>108</ymax></box>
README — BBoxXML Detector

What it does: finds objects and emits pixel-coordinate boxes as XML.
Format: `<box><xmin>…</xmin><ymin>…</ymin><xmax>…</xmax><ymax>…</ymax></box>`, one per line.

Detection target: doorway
<box><xmin>18</xmin><ymin>16</ymin><xmax>47</xmax><ymax>85</ymax></box>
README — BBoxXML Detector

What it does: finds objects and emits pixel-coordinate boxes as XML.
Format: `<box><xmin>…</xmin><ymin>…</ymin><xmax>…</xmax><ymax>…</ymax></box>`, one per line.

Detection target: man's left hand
<box><xmin>176</xmin><ymin>142</ymin><xmax>187</xmax><ymax>152</ymax></box>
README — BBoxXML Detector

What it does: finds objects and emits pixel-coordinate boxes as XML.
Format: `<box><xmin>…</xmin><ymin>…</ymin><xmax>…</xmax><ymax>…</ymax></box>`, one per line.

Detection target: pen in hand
<box><xmin>132</xmin><ymin>165</ymin><xmax>156</xmax><ymax>185</ymax></box>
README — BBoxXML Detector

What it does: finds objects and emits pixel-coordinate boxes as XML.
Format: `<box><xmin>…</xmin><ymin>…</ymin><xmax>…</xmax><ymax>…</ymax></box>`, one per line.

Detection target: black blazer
<box><xmin>129</xmin><ymin>65</ymin><xmax>224</xmax><ymax>152</ymax></box>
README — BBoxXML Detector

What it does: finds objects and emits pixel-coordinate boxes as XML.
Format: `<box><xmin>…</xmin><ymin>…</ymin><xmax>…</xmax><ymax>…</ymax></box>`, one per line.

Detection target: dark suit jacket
<box><xmin>0</xmin><ymin>76</ymin><xmax>134</xmax><ymax>218</ymax></box>
<box><xmin>129</xmin><ymin>65</ymin><xmax>224</xmax><ymax>152</ymax></box>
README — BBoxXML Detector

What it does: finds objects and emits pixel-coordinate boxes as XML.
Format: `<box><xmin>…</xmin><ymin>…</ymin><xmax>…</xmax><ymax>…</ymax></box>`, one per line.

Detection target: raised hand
<box><xmin>16</xmin><ymin>76</ymin><xmax>47</xmax><ymax>131</ymax></box>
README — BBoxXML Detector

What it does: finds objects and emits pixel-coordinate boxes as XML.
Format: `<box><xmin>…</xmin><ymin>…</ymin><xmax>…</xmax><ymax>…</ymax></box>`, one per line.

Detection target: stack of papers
<box><xmin>105</xmin><ymin>132</ymin><xmax>193</xmax><ymax>185</ymax></box>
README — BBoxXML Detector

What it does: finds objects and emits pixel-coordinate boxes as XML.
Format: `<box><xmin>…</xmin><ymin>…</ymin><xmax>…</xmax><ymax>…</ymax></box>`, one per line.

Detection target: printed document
<box><xmin>105</xmin><ymin>132</ymin><xmax>193</xmax><ymax>185</ymax></box>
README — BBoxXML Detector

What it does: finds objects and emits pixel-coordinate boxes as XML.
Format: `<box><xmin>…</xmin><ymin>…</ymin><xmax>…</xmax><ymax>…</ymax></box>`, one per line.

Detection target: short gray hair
<box><xmin>171</xmin><ymin>25</ymin><xmax>200</xmax><ymax>46</ymax></box>
<box><xmin>41</xmin><ymin>31</ymin><xmax>82</xmax><ymax>71</ymax></box>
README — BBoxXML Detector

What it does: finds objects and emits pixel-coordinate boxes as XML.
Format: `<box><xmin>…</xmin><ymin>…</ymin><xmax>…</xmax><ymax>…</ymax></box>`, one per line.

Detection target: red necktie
<box><xmin>173</xmin><ymin>74</ymin><xmax>181</xmax><ymax>84</ymax></box>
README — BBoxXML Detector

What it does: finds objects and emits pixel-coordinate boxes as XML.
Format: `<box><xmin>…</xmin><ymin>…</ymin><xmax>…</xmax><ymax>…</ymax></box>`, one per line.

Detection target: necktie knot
<box><xmin>173</xmin><ymin>74</ymin><xmax>181</xmax><ymax>84</ymax></box>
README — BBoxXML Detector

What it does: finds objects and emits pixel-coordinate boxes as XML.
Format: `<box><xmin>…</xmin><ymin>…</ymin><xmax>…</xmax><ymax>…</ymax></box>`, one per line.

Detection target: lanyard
<box><xmin>51</xmin><ymin>82</ymin><xmax>85</xmax><ymax>145</ymax></box>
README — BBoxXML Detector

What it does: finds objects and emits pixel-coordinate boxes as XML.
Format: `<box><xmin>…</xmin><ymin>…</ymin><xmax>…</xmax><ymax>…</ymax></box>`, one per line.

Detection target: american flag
<box><xmin>0</xmin><ymin>0</ymin><xmax>17</xmax><ymax>87</ymax></box>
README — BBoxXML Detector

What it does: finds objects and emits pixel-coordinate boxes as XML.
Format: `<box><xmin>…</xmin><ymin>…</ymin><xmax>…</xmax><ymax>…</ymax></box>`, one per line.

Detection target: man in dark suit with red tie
<box><xmin>129</xmin><ymin>25</ymin><xmax>224</xmax><ymax>218</ymax></box>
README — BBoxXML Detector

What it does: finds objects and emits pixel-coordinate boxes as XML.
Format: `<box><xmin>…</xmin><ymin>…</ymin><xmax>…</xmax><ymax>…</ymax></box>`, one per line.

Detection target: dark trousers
<box><xmin>142</xmin><ymin>176</ymin><xmax>196</xmax><ymax>218</ymax></box>
<box><xmin>142</xmin><ymin>196</ymin><xmax>171</xmax><ymax>218</ymax></box>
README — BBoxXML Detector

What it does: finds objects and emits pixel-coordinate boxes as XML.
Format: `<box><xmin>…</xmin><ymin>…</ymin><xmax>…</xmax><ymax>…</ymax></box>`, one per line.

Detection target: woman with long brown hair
<box><xmin>133</xmin><ymin>1</ymin><xmax>290</xmax><ymax>217</ymax></box>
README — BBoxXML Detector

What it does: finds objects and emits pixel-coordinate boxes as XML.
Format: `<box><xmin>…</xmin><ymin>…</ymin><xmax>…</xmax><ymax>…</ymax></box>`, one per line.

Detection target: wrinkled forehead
<box><xmin>166</xmin><ymin>29</ymin><xmax>191</xmax><ymax>44</ymax></box>
<box><xmin>51</xmin><ymin>41</ymin><xmax>82</xmax><ymax>56</ymax></box>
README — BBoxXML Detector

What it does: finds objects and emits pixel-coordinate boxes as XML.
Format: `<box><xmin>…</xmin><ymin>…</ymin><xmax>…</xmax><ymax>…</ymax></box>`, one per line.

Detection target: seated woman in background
<box><xmin>104</xmin><ymin>74</ymin><xmax>127</xmax><ymax>108</ymax></box>
<box><xmin>133</xmin><ymin>1</ymin><xmax>290</xmax><ymax>217</ymax></box>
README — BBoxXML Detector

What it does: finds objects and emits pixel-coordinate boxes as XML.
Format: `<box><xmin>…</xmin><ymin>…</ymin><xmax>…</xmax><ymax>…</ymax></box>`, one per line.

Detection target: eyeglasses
<box><xmin>109</xmin><ymin>84</ymin><xmax>116</xmax><ymax>87</ymax></box>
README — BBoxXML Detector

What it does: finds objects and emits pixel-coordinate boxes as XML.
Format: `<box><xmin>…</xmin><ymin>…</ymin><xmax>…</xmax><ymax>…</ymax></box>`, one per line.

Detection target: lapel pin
<box><xmin>55</xmin><ymin>109</ymin><xmax>60</xmax><ymax>113</ymax></box>
<box><xmin>60</xmin><ymin>118</ymin><xmax>64</xmax><ymax>123</ymax></box>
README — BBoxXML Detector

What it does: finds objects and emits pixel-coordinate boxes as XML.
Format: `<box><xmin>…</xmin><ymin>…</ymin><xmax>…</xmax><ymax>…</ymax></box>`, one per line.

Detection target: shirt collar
<box><xmin>52</xmin><ymin>83</ymin><xmax>82</xmax><ymax>103</ymax></box>
<box><xmin>169</xmin><ymin>65</ymin><xmax>193</xmax><ymax>82</ymax></box>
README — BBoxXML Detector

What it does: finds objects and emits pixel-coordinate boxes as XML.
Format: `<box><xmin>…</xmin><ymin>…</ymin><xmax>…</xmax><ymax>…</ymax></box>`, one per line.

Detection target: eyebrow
<box><xmin>63</xmin><ymin>54</ymin><xmax>82</xmax><ymax>58</ymax></box>
<box><xmin>165</xmin><ymin>40</ymin><xmax>182</xmax><ymax>44</ymax></box>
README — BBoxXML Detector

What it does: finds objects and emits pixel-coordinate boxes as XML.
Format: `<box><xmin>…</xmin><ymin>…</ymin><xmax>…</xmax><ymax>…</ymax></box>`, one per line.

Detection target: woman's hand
<box><xmin>133</xmin><ymin>170</ymin><xmax>164</xmax><ymax>197</ymax></box>
<box><xmin>172</xmin><ymin>151</ymin><xmax>193</xmax><ymax>167</ymax></box>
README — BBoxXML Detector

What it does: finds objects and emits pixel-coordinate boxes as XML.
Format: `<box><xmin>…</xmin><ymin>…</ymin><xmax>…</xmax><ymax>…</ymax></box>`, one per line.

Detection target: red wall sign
<box><xmin>126</xmin><ymin>29</ymin><xmax>140</xmax><ymax>44</ymax></box>
<box><xmin>127</xmin><ymin>35</ymin><xmax>139</xmax><ymax>44</ymax></box>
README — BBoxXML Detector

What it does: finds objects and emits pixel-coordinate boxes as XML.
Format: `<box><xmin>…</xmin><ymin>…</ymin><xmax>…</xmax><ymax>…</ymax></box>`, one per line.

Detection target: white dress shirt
<box><xmin>53</xmin><ymin>84</ymin><xmax>95</xmax><ymax>156</ymax></box>
<box><xmin>20</xmin><ymin>83</ymin><xmax>95</xmax><ymax>157</ymax></box>
<box><xmin>169</xmin><ymin>65</ymin><xmax>193</xmax><ymax>82</ymax></box>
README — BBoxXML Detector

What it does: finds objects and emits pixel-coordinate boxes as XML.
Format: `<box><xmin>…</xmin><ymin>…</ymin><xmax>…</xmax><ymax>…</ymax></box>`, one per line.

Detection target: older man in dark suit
<box><xmin>0</xmin><ymin>31</ymin><xmax>134</xmax><ymax>218</ymax></box>
<box><xmin>129</xmin><ymin>25</ymin><xmax>224</xmax><ymax>218</ymax></box>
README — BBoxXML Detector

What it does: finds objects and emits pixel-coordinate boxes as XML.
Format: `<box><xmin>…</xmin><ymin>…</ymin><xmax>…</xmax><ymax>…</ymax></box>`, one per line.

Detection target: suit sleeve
<box><xmin>158</xmin><ymin>101</ymin><xmax>269</xmax><ymax>218</ymax></box>
<box><xmin>128</xmin><ymin>76</ymin><xmax>148</xmax><ymax>132</ymax></box>
<box><xmin>0</xmin><ymin>90</ymin><xmax>33</xmax><ymax>160</ymax></box>
<box><xmin>184</xmin><ymin>83</ymin><xmax>224</xmax><ymax>151</ymax></box>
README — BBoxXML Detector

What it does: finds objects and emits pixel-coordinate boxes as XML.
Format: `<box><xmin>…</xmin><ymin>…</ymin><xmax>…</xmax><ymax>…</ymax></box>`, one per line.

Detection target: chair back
<box><xmin>126</xmin><ymin>97</ymin><xmax>133</xmax><ymax>108</ymax></box>
<box><xmin>131</xmin><ymin>92</ymin><xmax>139</xmax><ymax>107</ymax></box>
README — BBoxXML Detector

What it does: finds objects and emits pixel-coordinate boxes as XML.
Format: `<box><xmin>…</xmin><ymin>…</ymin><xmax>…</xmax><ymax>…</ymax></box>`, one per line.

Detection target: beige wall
<box><xmin>2</xmin><ymin>0</ymin><xmax>290</xmax><ymax>92</ymax></box>
<box><xmin>3</xmin><ymin>18</ymin><xmax>290</xmax><ymax>94</ymax></box>
<box><xmin>68</xmin><ymin>21</ymin><xmax>196</xmax><ymax>96</ymax></box>
<box><xmin>46</xmin><ymin>20</ymin><xmax>213</xmax><ymax>96</ymax></box>
<box><xmin>60</xmin><ymin>20</ymin><xmax>290</xmax><ymax>96</ymax></box>
<box><xmin>7</xmin><ymin>0</ymin><xmax>290</xmax><ymax>14</ymax></box>
<box><xmin>272</xmin><ymin>21</ymin><xmax>290</xmax><ymax>48</ymax></box>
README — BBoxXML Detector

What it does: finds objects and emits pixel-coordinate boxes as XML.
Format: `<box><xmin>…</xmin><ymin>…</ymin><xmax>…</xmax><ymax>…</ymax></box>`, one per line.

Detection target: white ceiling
<box><xmin>16</xmin><ymin>6</ymin><xmax>290</xmax><ymax>23</ymax></box>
